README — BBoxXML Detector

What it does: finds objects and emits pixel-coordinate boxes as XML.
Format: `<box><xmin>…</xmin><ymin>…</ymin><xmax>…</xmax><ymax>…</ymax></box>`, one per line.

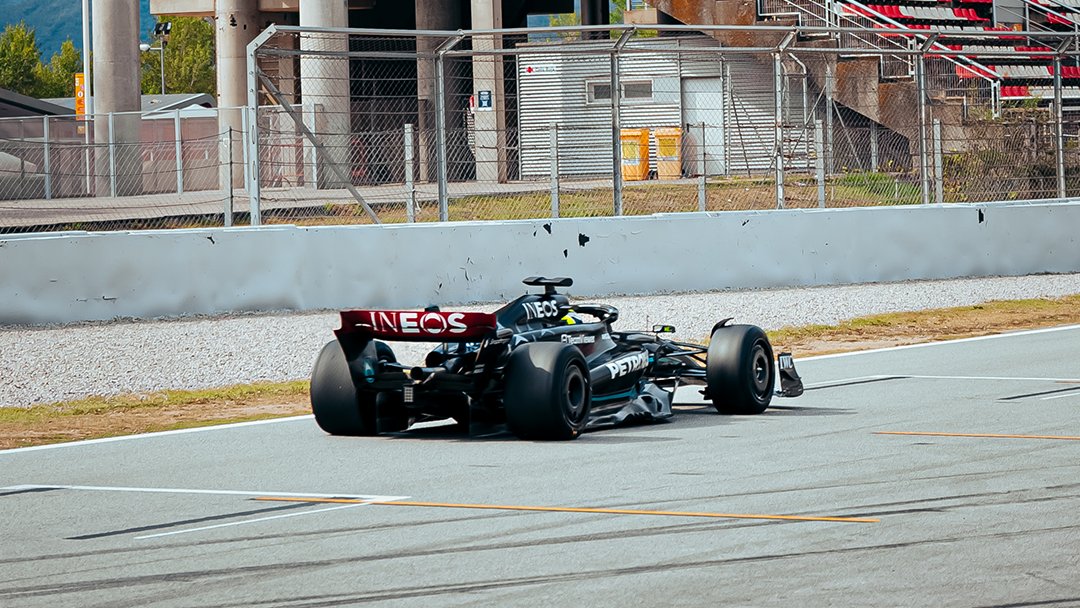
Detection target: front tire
<box><xmin>706</xmin><ymin>324</ymin><xmax>775</xmax><ymax>415</ymax></box>
<box><xmin>310</xmin><ymin>340</ymin><xmax>395</xmax><ymax>436</ymax></box>
<box><xmin>504</xmin><ymin>343</ymin><xmax>591</xmax><ymax>440</ymax></box>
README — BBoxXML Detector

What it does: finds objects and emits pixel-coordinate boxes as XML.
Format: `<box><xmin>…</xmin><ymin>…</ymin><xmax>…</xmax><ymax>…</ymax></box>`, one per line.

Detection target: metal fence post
<box><xmin>815</xmin><ymin>119</ymin><xmax>826</xmax><ymax>208</ymax></box>
<box><xmin>435</xmin><ymin>49</ymin><xmax>449</xmax><ymax>222</ymax></box>
<box><xmin>825</xmin><ymin>59</ymin><xmax>835</xmax><ymax>174</ymax></box>
<box><xmin>611</xmin><ymin>46</ymin><xmax>624</xmax><ymax>216</ymax></box>
<box><xmin>916</xmin><ymin>52</ymin><xmax>930</xmax><ymax>205</ymax></box>
<box><xmin>42</xmin><ymin>116</ymin><xmax>52</xmax><ymax>200</ymax></box>
<box><xmin>870</xmin><ymin>121</ymin><xmax>879</xmax><ymax>172</ymax></box>
<box><xmin>933</xmin><ymin>119</ymin><xmax>943</xmax><ymax>205</ymax></box>
<box><xmin>698</xmin><ymin>122</ymin><xmax>706</xmax><ymax>211</ymax></box>
<box><xmin>108</xmin><ymin>112</ymin><xmax>117</xmax><ymax>197</ymax></box>
<box><xmin>404</xmin><ymin>123</ymin><xmax>416</xmax><ymax>222</ymax></box>
<box><xmin>304</xmin><ymin>102</ymin><xmax>318</xmax><ymax>187</ymax></box>
<box><xmin>246</xmin><ymin>43</ymin><xmax>262</xmax><ymax>226</ymax></box>
<box><xmin>773</xmin><ymin>51</ymin><xmax>786</xmax><ymax>209</ymax></box>
<box><xmin>19</xmin><ymin>120</ymin><xmax>25</xmax><ymax>179</ymax></box>
<box><xmin>174</xmin><ymin>109</ymin><xmax>184</xmax><ymax>195</ymax></box>
<box><xmin>723</xmin><ymin>61</ymin><xmax>732</xmax><ymax>176</ymax></box>
<box><xmin>241</xmin><ymin>108</ymin><xmax>250</xmax><ymax>195</ymax></box>
<box><xmin>225</xmin><ymin>127</ymin><xmax>234</xmax><ymax>227</ymax></box>
<box><xmin>1054</xmin><ymin>53</ymin><xmax>1066</xmax><ymax>198</ymax></box>
<box><xmin>550</xmin><ymin>122</ymin><xmax>560</xmax><ymax>218</ymax></box>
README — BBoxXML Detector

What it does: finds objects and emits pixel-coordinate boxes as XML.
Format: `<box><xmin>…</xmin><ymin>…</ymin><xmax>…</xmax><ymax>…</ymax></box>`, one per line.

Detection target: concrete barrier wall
<box><xmin>2</xmin><ymin>202</ymin><xmax>1079</xmax><ymax>325</ymax></box>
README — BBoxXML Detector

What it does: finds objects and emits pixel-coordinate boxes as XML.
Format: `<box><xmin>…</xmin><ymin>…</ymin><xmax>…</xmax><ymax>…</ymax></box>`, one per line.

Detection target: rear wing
<box><xmin>336</xmin><ymin>310</ymin><xmax>498</xmax><ymax>342</ymax></box>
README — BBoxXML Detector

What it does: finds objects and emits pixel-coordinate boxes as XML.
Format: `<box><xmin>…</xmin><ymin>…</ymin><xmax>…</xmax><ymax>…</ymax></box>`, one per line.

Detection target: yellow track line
<box><xmin>876</xmin><ymin>431</ymin><xmax>1080</xmax><ymax>441</ymax></box>
<box><xmin>253</xmin><ymin>496</ymin><xmax>877</xmax><ymax>523</ymax></box>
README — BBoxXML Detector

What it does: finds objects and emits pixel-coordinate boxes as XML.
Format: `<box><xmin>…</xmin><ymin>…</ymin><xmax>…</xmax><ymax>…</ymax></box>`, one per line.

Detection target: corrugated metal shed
<box><xmin>515</xmin><ymin>36</ymin><xmax>811</xmax><ymax>179</ymax></box>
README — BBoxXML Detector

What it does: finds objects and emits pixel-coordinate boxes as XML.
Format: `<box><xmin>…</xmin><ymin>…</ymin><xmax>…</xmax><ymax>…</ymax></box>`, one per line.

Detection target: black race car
<box><xmin>311</xmin><ymin>276</ymin><xmax>804</xmax><ymax>440</ymax></box>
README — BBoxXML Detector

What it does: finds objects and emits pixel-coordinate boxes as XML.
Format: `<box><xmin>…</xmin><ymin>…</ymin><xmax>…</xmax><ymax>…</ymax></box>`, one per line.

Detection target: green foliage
<box><xmin>549</xmin><ymin>0</ymin><xmax>657</xmax><ymax>38</ymax></box>
<box><xmin>0</xmin><ymin>22</ymin><xmax>43</xmax><ymax>95</ymax></box>
<box><xmin>141</xmin><ymin>16</ymin><xmax>216</xmax><ymax>96</ymax></box>
<box><xmin>835</xmin><ymin>171</ymin><xmax>921</xmax><ymax>204</ymax></box>
<box><xmin>0</xmin><ymin>22</ymin><xmax>83</xmax><ymax>99</ymax></box>
<box><xmin>34</xmin><ymin>39</ymin><xmax>82</xmax><ymax>98</ymax></box>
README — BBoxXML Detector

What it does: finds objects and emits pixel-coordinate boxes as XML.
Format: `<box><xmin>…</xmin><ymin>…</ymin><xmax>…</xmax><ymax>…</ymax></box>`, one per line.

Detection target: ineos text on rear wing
<box><xmin>336</xmin><ymin>310</ymin><xmax>498</xmax><ymax>342</ymax></box>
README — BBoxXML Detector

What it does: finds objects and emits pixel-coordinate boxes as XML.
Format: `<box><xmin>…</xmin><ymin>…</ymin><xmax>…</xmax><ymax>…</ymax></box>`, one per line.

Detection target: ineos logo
<box><xmin>366</xmin><ymin>311</ymin><xmax>468</xmax><ymax>335</ymax></box>
<box><xmin>522</xmin><ymin>300</ymin><xmax>560</xmax><ymax>320</ymax></box>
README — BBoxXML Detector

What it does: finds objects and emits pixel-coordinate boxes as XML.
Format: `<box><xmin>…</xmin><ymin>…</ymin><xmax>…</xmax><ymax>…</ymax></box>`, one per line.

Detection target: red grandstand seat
<box><xmin>983</xmin><ymin>26</ymin><xmax>1024</xmax><ymax>41</ymax></box>
<box><xmin>1001</xmin><ymin>86</ymin><xmax>1030</xmax><ymax>98</ymax></box>
<box><xmin>956</xmin><ymin>64</ymin><xmax>999</xmax><ymax>79</ymax></box>
<box><xmin>1047</xmin><ymin>12</ymin><xmax>1075</xmax><ymax>25</ymax></box>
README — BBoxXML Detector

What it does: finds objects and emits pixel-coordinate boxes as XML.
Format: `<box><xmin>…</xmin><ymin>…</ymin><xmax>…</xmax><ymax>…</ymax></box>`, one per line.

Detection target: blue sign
<box><xmin>477</xmin><ymin>90</ymin><xmax>493</xmax><ymax>111</ymax></box>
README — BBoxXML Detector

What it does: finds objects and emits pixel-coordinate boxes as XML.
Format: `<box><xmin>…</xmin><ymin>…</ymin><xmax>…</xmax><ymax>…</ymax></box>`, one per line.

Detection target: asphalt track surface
<box><xmin>2</xmin><ymin>325</ymin><xmax>1080</xmax><ymax>607</ymax></box>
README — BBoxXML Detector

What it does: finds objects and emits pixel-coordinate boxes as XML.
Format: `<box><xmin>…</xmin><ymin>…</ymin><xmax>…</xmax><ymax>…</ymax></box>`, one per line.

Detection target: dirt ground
<box><xmin>3</xmin><ymin>296</ymin><xmax>1078</xmax><ymax>450</ymax></box>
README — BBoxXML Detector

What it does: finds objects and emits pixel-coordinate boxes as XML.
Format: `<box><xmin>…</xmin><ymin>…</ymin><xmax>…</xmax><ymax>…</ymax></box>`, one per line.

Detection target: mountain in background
<box><xmin>7</xmin><ymin>0</ymin><xmax>600</xmax><ymax>57</ymax></box>
<box><xmin>4</xmin><ymin>0</ymin><xmax>154</xmax><ymax>57</ymax></box>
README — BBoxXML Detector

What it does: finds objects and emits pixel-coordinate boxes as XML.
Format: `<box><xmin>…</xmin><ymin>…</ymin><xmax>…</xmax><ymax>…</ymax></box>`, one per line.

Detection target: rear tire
<box><xmin>706</xmin><ymin>325</ymin><xmax>775</xmax><ymax>415</ymax></box>
<box><xmin>310</xmin><ymin>340</ymin><xmax>395</xmax><ymax>436</ymax></box>
<box><xmin>504</xmin><ymin>343</ymin><xmax>591</xmax><ymax>440</ymax></box>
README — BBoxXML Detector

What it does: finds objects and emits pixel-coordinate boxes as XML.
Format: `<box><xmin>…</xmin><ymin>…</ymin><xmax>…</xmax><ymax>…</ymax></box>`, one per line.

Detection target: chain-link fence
<box><xmin>0</xmin><ymin>107</ymin><xmax>245</xmax><ymax>234</ymax></box>
<box><xmin>245</xmin><ymin>23</ymin><xmax>1080</xmax><ymax>227</ymax></box>
<box><xmin>5</xmin><ymin>23</ymin><xmax>1080</xmax><ymax>235</ymax></box>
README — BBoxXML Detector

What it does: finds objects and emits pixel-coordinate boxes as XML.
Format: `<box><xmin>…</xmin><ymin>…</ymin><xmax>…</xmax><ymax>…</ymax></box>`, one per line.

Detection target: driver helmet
<box><xmin>560</xmin><ymin>309</ymin><xmax>584</xmax><ymax>325</ymax></box>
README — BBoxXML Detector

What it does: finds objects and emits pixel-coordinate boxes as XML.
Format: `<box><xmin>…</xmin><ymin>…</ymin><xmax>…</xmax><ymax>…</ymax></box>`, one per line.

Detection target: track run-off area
<box><xmin>2</xmin><ymin>325</ymin><xmax>1079</xmax><ymax>607</ymax></box>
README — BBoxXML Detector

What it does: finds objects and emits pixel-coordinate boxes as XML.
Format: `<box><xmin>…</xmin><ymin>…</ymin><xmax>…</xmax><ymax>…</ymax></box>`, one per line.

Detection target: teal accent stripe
<box><xmin>593</xmin><ymin>389</ymin><xmax>638</xmax><ymax>402</ymax></box>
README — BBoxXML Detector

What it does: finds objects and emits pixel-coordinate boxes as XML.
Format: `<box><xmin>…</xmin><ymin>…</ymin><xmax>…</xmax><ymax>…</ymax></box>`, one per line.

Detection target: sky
<box><xmin>4</xmin><ymin>0</ymin><xmax>154</xmax><ymax>56</ymax></box>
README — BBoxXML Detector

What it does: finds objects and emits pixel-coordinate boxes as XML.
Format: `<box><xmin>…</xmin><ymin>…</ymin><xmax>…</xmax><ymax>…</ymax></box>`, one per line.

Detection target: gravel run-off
<box><xmin>3</xmin><ymin>273</ymin><xmax>1079</xmax><ymax>407</ymax></box>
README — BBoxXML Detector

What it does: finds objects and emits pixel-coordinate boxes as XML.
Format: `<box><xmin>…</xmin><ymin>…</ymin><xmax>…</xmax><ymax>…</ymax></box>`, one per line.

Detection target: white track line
<box><xmin>801</xmin><ymin>324</ymin><xmax>1080</xmax><ymax>361</ymax></box>
<box><xmin>898</xmin><ymin>374</ymin><xmax>1080</xmax><ymax>383</ymax></box>
<box><xmin>803</xmin><ymin>375</ymin><xmax>897</xmax><ymax>389</ymax></box>
<box><xmin>0</xmin><ymin>484</ymin><xmax>408</xmax><ymax>503</ymax></box>
<box><xmin>804</xmin><ymin>373</ymin><xmax>1080</xmax><ymax>389</ymax></box>
<box><xmin>134</xmin><ymin>503</ymin><xmax>370</xmax><ymax>540</ymax></box>
<box><xmin>1041</xmin><ymin>391</ymin><xmax>1080</xmax><ymax>401</ymax></box>
<box><xmin>0</xmin><ymin>415</ymin><xmax>314</xmax><ymax>456</ymax></box>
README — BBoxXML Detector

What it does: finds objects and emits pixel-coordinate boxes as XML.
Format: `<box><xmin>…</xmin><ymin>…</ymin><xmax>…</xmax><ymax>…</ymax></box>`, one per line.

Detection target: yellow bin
<box><xmin>620</xmin><ymin>128</ymin><xmax>650</xmax><ymax>181</ymax></box>
<box><xmin>654</xmin><ymin>127</ymin><xmax>682</xmax><ymax>180</ymax></box>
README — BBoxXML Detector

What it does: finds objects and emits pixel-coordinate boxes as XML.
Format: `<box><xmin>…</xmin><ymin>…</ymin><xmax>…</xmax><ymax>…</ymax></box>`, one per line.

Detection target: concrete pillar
<box><xmin>301</xmin><ymin>0</ymin><xmax>350</xmax><ymax>188</ymax></box>
<box><xmin>471</xmin><ymin>0</ymin><xmax>506</xmax><ymax>182</ymax></box>
<box><xmin>416</xmin><ymin>0</ymin><xmax>462</xmax><ymax>182</ymax></box>
<box><xmin>92</xmin><ymin>0</ymin><xmax>141</xmax><ymax>196</ymax></box>
<box><xmin>216</xmin><ymin>0</ymin><xmax>260</xmax><ymax>189</ymax></box>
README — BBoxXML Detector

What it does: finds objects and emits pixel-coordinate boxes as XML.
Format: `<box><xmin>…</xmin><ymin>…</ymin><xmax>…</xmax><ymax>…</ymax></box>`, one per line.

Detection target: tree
<box><xmin>549</xmin><ymin>1</ymin><xmax>648</xmax><ymax>38</ymax></box>
<box><xmin>141</xmin><ymin>16</ymin><xmax>216</xmax><ymax>96</ymax></box>
<box><xmin>0</xmin><ymin>22</ymin><xmax>42</xmax><ymax>96</ymax></box>
<box><xmin>0</xmin><ymin>22</ymin><xmax>83</xmax><ymax>99</ymax></box>
<box><xmin>34</xmin><ymin>39</ymin><xmax>83</xmax><ymax>99</ymax></box>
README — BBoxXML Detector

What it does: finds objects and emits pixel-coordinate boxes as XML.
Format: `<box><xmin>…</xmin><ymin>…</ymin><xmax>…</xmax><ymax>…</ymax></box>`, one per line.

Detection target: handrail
<box><xmin>1017</xmin><ymin>0</ymin><xmax>1080</xmax><ymax>34</ymax></box>
<box><xmin>842</xmin><ymin>0</ymin><xmax>1001</xmax><ymax>84</ymax></box>
<box><xmin>759</xmin><ymin>0</ymin><xmax>912</xmax><ymax>54</ymax></box>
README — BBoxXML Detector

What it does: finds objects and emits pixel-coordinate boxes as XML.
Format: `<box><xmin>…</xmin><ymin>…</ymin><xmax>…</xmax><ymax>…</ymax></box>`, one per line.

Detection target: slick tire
<box><xmin>706</xmin><ymin>324</ymin><xmax>775</xmax><ymax>415</ymax></box>
<box><xmin>310</xmin><ymin>340</ymin><xmax>395</xmax><ymax>436</ymax></box>
<box><xmin>504</xmin><ymin>343</ymin><xmax>591</xmax><ymax>440</ymax></box>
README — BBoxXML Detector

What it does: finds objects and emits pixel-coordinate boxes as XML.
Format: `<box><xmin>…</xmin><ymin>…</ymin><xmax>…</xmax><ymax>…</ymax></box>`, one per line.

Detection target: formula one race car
<box><xmin>311</xmin><ymin>276</ymin><xmax>804</xmax><ymax>440</ymax></box>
